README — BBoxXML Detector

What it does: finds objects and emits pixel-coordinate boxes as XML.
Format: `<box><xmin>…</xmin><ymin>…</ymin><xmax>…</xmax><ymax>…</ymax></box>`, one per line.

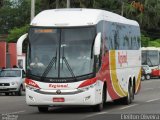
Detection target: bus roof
<box><xmin>31</xmin><ymin>8</ymin><xmax>139</xmax><ymax>27</ymax></box>
<box><xmin>141</xmin><ymin>47</ymin><xmax>160</xmax><ymax>50</ymax></box>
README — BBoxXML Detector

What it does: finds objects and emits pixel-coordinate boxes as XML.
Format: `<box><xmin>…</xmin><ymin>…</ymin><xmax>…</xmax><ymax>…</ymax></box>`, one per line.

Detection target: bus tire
<box><xmin>93</xmin><ymin>87</ymin><xmax>106</xmax><ymax>112</ymax></box>
<box><xmin>132</xmin><ymin>80</ymin><xmax>135</xmax><ymax>100</ymax></box>
<box><xmin>123</xmin><ymin>84</ymin><xmax>133</xmax><ymax>105</ymax></box>
<box><xmin>38</xmin><ymin>107</ymin><xmax>48</xmax><ymax>112</ymax></box>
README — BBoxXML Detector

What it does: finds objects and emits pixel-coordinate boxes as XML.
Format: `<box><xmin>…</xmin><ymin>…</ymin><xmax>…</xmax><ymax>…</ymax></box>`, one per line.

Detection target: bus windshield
<box><xmin>142</xmin><ymin>50</ymin><xmax>159</xmax><ymax>66</ymax></box>
<box><xmin>27</xmin><ymin>26</ymin><xmax>96</xmax><ymax>80</ymax></box>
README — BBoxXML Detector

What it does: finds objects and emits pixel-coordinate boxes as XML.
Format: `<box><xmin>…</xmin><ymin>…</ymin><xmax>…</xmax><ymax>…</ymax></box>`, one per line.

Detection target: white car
<box><xmin>141</xmin><ymin>65</ymin><xmax>152</xmax><ymax>80</ymax></box>
<box><xmin>0</xmin><ymin>68</ymin><xmax>26</xmax><ymax>96</ymax></box>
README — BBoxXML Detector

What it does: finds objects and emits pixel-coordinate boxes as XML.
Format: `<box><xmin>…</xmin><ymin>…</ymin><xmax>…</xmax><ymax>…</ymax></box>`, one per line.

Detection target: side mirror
<box><xmin>94</xmin><ymin>33</ymin><xmax>101</xmax><ymax>55</ymax></box>
<box><xmin>17</xmin><ymin>33</ymin><xmax>28</xmax><ymax>56</ymax></box>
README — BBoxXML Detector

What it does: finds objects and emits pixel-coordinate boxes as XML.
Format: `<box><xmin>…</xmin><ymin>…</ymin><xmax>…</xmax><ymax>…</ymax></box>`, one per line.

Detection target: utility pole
<box><xmin>121</xmin><ymin>0</ymin><xmax>124</xmax><ymax>16</ymax></box>
<box><xmin>31</xmin><ymin>0</ymin><xmax>35</xmax><ymax>21</ymax></box>
<box><xmin>56</xmin><ymin>0</ymin><xmax>59</xmax><ymax>8</ymax></box>
<box><xmin>67</xmin><ymin>0</ymin><xmax>70</xmax><ymax>8</ymax></box>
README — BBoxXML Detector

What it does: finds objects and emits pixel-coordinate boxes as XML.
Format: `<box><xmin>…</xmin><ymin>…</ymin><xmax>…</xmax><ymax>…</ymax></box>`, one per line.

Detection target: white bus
<box><xmin>141</xmin><ymin>47</ymin><xmax>160</xmax><ymax>78</ymax></box>
<box><xmin>25</xmin><ymin>9</ymin><xmax>141</xmax><ymax>112</ymax></box>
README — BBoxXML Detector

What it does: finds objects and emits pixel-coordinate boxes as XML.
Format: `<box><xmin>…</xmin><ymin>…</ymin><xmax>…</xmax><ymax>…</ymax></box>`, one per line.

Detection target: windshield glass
<box><xmin>27</xmin><ymin>27</ymin><xmax>96</xmax><ymax>79</ymax></box>
<box><xmin>0</xmin><ymin>70</ymin><xmax>21</xmax><ymax>77</ymax></box>
<box><xmin>142</xmin><ymin>50</ymin><xmax>159</xmax><ymax>66</ymax></box>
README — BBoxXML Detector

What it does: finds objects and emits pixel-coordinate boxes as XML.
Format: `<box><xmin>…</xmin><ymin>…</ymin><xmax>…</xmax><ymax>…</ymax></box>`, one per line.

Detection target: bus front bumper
<box><xmin>26</xmin><ymin>86</ymin><xmax>102</xmax><ymax>106</ymax></box>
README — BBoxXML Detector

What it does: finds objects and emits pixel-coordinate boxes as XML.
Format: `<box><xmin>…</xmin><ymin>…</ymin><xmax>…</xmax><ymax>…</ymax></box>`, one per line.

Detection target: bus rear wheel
<box><xmin>123</xmin><ymin>84</ymin><xmax>133</xmax><ymax>105</ymax></box>
<box><xmin>38</xmin><ymin>107</ymin><xmax>48</xmax><ymax>112</ymax></box>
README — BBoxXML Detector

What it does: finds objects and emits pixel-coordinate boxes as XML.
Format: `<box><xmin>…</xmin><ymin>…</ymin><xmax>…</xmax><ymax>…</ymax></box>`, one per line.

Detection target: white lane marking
<box><xmin>2</xmin><ymin>110</ymin><xmax>25</xmax><ymax>115</ymax></box>
<box><xmin>119</xmin><ymin>104</ymin><xmax>138</xmax><ymax>110</ymax></box>
<box><xmin>85</xmin><ymin>111</ymin><xmax>108</xmax><ymax>118</ymax></box>
<box><xmin>146</xmin><ymin>98</ymin><xmax>160</xmax><ymax>103</ymax></box>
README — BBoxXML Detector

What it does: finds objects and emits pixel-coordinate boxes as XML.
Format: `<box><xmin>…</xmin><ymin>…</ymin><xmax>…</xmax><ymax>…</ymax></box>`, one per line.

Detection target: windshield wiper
<box><xmin>41</xmin><ymin>50</ymin><xmax>57</xmax><ymax>81</ymax></box>
<box><xmin>62</xmin><ymin>56</ymin><xmax>77</xmax><ymax>81</ymax></box>
<box><xmin>62</xmin><ymin>47</ymin><xmax>77</xmax><ymax>81</ymax></box>
<box><xmin>147</xmin><ymin>57</ymin><xmax>153</xmax><ymax>67</ymax></box>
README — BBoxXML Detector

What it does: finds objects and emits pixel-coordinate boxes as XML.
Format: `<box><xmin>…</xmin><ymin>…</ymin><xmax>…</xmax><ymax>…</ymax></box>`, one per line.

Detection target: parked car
<box><xmin>141</xmin><ymin>65</ymin><xmax>152</xmax><ymax>80</ymax></box>
<box><xmin>0</xmin><ymin>68</ymin><xmax>26</xmax><ymax>96</ymax></box>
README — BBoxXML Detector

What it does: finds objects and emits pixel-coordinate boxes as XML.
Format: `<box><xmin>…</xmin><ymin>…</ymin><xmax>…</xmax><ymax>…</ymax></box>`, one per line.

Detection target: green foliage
<box><xmin>7</xmin><ymin>25</ymin><xmax>29</xmax><ymax>43</ymax></box>
<box><xmin>148</xmin><ymin>39</ymin><xmax>160</xmax><ymax>47</ymax></box>
<box><xmin>141</xmin><ymin>35</ymin><xmax>150</xmax><ymax>47</ymax></box>
<box><xmin>0</xmin><ymin>0</ymin><xmax>30</xmax><ymax>34</ymax></box>
<box><xmin>123</xmin><ymin>0</ymin><xmax>160</xmax><ymax>38</ymax></box>
<box><xmin>141</xmin><ymin>35</ymin><xmax>160</xmax><ymax>47</ymax></box>
<box><xmin>93</xmin><ymin>0</ymin><xmax>121</xmax><ymax>14</ymax></box>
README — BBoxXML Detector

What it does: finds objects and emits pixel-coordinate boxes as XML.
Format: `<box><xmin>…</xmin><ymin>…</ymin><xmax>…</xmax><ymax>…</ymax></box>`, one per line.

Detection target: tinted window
<box><xmin>103</xmin><ymin>21</ymin><xmax>140</xmax><ymax>50</ymax></box>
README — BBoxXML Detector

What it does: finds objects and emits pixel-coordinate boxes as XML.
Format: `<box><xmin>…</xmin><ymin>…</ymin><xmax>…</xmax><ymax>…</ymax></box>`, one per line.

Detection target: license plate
<box><xmin>53</xmin><ymin>98</ymin><xmax>65</xmax><ymax>102</ymax></box>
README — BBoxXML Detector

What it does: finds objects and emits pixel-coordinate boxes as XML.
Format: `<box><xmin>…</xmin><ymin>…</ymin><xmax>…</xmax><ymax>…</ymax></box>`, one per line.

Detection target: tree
<box><xmin>40</xmin><ymin>0</ymin><xmax>66</xmax><ymax>10</ymax></box>
<box><xmin>123</xmin><ymin>0</ymin><xmax>160</xmax><ymax>36</ymax></box>
<box><xmin>0</xmin><ymin>0</ymin><xmax>30</xmax><ymax>34</ymax></box>
<box><xmin>0</xmin><ymin>0</ymin><xmax>4</xmax><ymax>8</ymax></box>
<box><xmin>93</xmin><ymin>0</ymin><xmax>121</xmax><ymax>13</ymax></box>
<box><xmin>141</xmin><ymin>35</ymin><xmax>150</xmax><ymax>47</ymax></box>
<box><xmin>7</xmin><ymin>25</ymin><xmax>29</xmax><ymax>43</ymax></box>
<box><xmin>149</xmin><ymin>40</ymin><xmax>160</xmax><ymax>47</ymax></box>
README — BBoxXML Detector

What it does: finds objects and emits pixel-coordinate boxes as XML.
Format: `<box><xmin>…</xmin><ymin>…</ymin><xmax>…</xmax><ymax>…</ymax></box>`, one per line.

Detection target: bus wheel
<box><xmin>38</xmin><ymin>107</ymin><xmax>48</xmax><ymax>112</ymax></box>
<box><xmin>124</xmin><ymin>84</ymin><xmax>133</xmax><ymax>105</ymax></box>
<box><xmin>93</xmin><ymin>88</ymin><xmax>105</xmax><ymax>112</ymax></box>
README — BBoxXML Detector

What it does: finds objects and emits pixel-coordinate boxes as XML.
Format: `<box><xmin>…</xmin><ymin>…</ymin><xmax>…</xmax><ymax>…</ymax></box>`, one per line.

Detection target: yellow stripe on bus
<box><xmin>136</xmin><ymin>68</ymin><xmax>141</xmax><ymax>93</ymax></box>
<box><xmin>110</xmin><ymin>50</ymin><xmax>127</xmax><ymax>97</ymax></box>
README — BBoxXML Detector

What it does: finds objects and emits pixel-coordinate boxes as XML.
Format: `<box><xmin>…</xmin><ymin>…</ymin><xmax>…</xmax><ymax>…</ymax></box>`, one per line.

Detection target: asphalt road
<box><xmin>0</xmin><ymin>79</ymin><xmax>160</xmax><ymax>120</ymax></box>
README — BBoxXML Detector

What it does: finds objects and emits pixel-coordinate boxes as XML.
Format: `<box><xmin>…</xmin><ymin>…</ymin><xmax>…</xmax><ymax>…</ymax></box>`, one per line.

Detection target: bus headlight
<box><xmin>25</xmin><ymin>79</ymin><xmax>40</xmax><ymax>91</ymax></box>
<box><xmin>26</xmin><ymin>85</ymin><xmax>40</xmax><ymax>91</ymax></box>
<box><xmin>78</xmin><ymin>78</ymin><xmax>97</xmax><ymax>92</ymax></box>
<box><xmin>78</xmin><ymin>83</ymin><xmax>96</xmax><ymax>92</ymax></box>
